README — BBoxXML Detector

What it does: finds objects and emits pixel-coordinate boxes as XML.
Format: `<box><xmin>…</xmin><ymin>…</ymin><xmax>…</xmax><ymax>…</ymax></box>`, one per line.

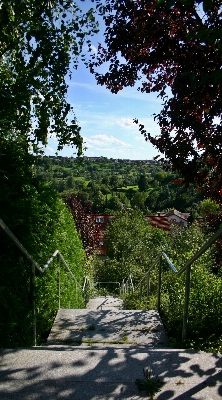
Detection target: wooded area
<box><xmin>36</xmin><ymin>155</ymin><xmax>205</xmax><ymax>218</ymax></box>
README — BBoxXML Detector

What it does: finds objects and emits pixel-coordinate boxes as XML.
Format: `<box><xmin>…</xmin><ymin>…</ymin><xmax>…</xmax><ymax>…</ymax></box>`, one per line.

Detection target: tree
<box><xmin>200</xmin><ymin>198</ymin><xmax>220</xmax><ymax>216</ymax></box>
<box><xmin>138</xmin><ymin>174</ymin><xmax>149</xmax><ymax>192</ymax></box>
<box><xmin>110</xmin><ymin>174</ymin><xmax>120</xmax><ymax>190</ymax></box>
<box><xmin>90</xmin><ymin>0</ymin><xmax>222</xmax><ymax>200</ymax></box>
<box><xmin>130</xmin><ymin>191</ymin><xmax>148</xmax><ymax>211</ymax></box>
<box><xmin>67</xmin><ymin>194</ymin><xmax>100</xmax><ymax>256</ymax></box>
<box><xmin>0</xmin><ymin>0</ymin><xmax>99</xmax><ymax>155</ymax></box>
<box><xmin>95</xmin><ymin>211</ymin><xmax>170</xmax><ymax>284</ymax></box>
<box><xmin>106</xmin><ymin>195</ymin><xmax>123</xmax><ymax>211</ymax></box>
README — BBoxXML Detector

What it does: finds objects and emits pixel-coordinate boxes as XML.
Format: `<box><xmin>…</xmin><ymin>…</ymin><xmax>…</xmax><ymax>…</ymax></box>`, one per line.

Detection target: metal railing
<box><xmin>137</xmin><ymin>257</ymin><xmax>159</xmax><ymax>301</ymax></box>
<box><xmin>120</xmin><ymin>275</ymin><xmax>134</xmax><ymax>295</ymax></box>
<box><xmin>0</xmin><ymin>218</ymin><xmax>82</xmax><ymax>346</ymax></box>
<box><xmin>137</xmin><ymin>226</ymin><xmax>222</xmax><ymax>341</ymax></box>
<box><xmin>160</xmin><ymin>226</ymin><xmax>222</xmax><ymax>340</ymax></box>
<box><xmin>89</xmin><ymin>276</ymin><xmax>134</xmax><ymax>296</ymax></box>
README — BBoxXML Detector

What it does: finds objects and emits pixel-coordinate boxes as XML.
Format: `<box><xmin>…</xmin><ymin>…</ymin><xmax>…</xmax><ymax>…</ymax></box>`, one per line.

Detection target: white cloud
<box><xmin>90</xmin><ymin>45</ymin><xmax>97</xmax><ymax>54</ymax></box>
<box><xmin>213</xmin><ymin>116</ymin><xmax>221</xmax><ymax>125</ymax></box>
<box><xmin>45</xmin><ymin>146</ymin><xmax>54</xmax><ymax>153</ymax></box>
<box><xmin>117</xmin><ymin>117</ymin><xmax>135</xmax><ymax>129</ymax></box>
<box><xmin>83</xmin><ymin>134</ymin><xmax>132</xmax><ymax>149</ymax></box>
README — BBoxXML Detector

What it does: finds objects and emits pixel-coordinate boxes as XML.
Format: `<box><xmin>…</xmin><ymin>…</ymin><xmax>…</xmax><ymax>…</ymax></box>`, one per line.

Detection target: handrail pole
<box><xmin>121</xmin><ymin>280</ymin><xmax>124</xmax><ymax>295</ymax></box>
<box><xmin>182</xmin><ymin>264</ymin><xmax>191</xmax><ymax>341</ymax></box>
<box><xmin>157</xmin><ymin>255</ymin><xmax>162</xmax><ymax>313</ymax></box>
<box><xmin>68</xmin><ymin>272</ymin><xmax>71</xmax><ymax>309</ymax></box>
<box><xmin>147</xmin><ymin>271</ymin><xmax>150</xmax><ymax>298</ymax></box>
<box><xmin>31</xmin><ymin>262</ymin><xmax>36</xmax><ymax>346</ymax></box>
<box><xmin>58</xmin><ymin>254</ymin><xmax>61</xmax><ymax>309</ymax></box>
<box><xmin>140</xmin><ymin>282</ymin><xmax>142</xmax><ymax>301</ymax></box>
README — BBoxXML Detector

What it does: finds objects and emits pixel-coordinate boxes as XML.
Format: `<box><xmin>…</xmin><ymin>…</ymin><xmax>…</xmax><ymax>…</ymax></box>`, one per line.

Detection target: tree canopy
<box><xmin>90</xmin><ymin>0</ymin><xmax>222</xmax><ymax>200</ymax></box>
<box><xmin>0</xmin><ymin>0</ymin><xmax>99</xmax><ymax>155</ymax></box>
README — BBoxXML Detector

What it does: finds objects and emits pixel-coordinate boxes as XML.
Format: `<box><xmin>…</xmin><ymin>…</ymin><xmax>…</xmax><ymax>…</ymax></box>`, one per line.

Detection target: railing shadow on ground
<box><xmin>46</xmin><ymin>308</ymin><xmax>167</xmax><ymax>347</ymax></box>
<box><xmin>0</xmin><ymin>345</ymin><xmax>222</xmax><ymax>399</ymax></box>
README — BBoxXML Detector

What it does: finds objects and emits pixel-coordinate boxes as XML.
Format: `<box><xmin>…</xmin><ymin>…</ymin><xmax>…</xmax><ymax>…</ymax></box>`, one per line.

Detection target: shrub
<box><xmin>0</xmin><ymin>139</ymin><xmax>86</xmax><ymax>346</ymax></box>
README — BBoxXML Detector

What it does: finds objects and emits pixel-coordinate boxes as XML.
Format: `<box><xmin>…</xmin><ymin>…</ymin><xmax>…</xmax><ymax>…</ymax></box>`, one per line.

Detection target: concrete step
<box><xmin>0</xmin><ymin>345</ymin><xmax>222</xmax><ymax>399</ymax></box>
<box><xmin>1</xmin><ymin>297</ymin><xmax>222</xmax><ymax>399</ymax></box>
<box><xmin>86</xmin><ymin>295</ymin><xmax>124</xmax><ymax>310</ymax></box>
<box><xmin>46</xmin><ymin>307</ymin><xmax>168</xmax><ymax>347</ymax></box>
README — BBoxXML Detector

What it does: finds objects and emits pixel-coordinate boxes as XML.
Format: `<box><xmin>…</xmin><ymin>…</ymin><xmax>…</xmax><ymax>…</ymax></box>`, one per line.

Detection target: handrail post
<box><xmin>31</xmin><ymin>262</ymin><xmax>36</xmax><ymax>346</ymax></box>
<box><xmin>147</xmin><ymin>271</ymin><xmax>150</xmax><ymax>298</ymax></box>
<box><xmin>58</xmin><ymin>253</ymin><xmax>61</xmax><ymax>309</ymax></box>
<box><xmin>68</xmin><ymin>272</ymin><xmax>71</xmax><ymax>309</ymax></box>
<box><xmin>140</xmin><ymin>282</ymin><xmax>142</xmax><ymax>301</ymax></box>
<box><xmin>182</xmin><ymin>264</ymin><xmax>191</xmax><ymax>341</ymax></box>
<box><xmin>121</xmin><ymin>280</ymin><xmax>125</xmax><ymax>295</ymax></box>
<box><xmin>157</xmin><ymin>254</ymin><xmax>162</xmax><ymax>313</ymax></box>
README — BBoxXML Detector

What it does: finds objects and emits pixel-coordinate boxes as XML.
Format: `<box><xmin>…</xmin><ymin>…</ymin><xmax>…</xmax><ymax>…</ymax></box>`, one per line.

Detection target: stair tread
<box><xmin>46</xmin><ymin>307</ymin><xmax>168</xmax><ymax>347</ymax></box>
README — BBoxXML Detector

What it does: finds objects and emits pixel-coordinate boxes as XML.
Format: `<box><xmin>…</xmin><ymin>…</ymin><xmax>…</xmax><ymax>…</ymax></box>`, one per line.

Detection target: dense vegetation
<box><xmin>0</xmin><ymin>0</ymin><xmax>97</xmax><ymax>347</ymax></box>
<box><xmin>1</xmin><ymin>0</ymin><xmax>221</xmax><ymax>354</ymax></box>
<box><xmin>0</xmin><ymin>140</ymin><xmax>86</xmax><ymax>347</ymax></box>
<box><xmin>36</xmin><ymin>155</ymin><xmax>204</xmax><ymax>218</ymax></box>
<box><xmin>92</xmin><ymin>212</ymin><xmax>222</xmax><ymax>352</ymax></box>
<box><xmin>0</xmin><ymin>0</ymin><xmax>98</xmax><ymax>154</ymax></box>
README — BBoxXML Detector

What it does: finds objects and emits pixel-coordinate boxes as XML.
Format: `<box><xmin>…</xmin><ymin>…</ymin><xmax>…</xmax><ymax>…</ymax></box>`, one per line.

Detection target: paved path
<box><xmin>0</xmin><ymin>297</ymin><xmax>222</xmax><ymax>399</ymax></box>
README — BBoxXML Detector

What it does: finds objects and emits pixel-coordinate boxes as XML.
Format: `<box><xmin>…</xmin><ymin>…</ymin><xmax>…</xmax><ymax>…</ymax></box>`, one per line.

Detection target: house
<box><xmin>87</xmin><ymin>214</ymin><xmax>171</xmax><ymax>256</ymax></box>
<box><xmin>86</xmin><ymin>215</ymin><xmax>114</xmax><ymax>256</ymax></box>
<box><xmin>86</xmin><ymin>209</ymin><xmax>189</xmax><ymax>256</ymax></box>
<box><xmin>157</xmin><ymin>210</ymin><xmax>190</xmax><ymax>227</ymax></box>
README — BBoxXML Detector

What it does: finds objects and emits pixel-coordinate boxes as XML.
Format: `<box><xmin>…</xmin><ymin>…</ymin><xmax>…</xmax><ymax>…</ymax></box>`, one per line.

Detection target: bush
<box><xmin>0</xmin><ymin>139</ymin><xmax>86</xmax><ymax>346</ymax></box>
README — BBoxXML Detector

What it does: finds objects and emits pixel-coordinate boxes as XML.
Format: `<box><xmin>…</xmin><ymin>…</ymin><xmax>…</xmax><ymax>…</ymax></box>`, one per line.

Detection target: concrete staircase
<box><xmin>0</xmin><ymin>296</ymin><xmax>222</xmax><ymax>399</ymax></box>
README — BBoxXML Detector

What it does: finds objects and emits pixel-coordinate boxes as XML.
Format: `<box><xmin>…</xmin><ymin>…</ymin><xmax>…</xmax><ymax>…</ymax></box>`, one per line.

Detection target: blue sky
<box><xmin>45</xmin><ymin>1</ymin><xmax>162</xmax><ymax>160</ymax></box>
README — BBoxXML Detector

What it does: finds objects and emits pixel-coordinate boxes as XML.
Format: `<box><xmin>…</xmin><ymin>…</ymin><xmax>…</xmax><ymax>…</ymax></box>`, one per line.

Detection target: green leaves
<box><xmin>0</xmin><ymin>137</ymin><xmax>86</xmax><ymax>346</ymax></box>
<box><xmin>94</xmin><ymin>211</ymin><xmax>170</xmax><ymax>285</ymax></box>
<box><xmin>0</xmin><ymin>0</ymin><xmax>99</xmax><ymax>155</ymax></box>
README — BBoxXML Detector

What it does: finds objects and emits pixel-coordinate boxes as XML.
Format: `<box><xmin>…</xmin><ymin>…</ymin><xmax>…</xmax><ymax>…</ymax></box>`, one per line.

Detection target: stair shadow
<box><xmin>0</xmin><ymin>347</ymin><xmax>222</xmax><ymax>399</ymax></box>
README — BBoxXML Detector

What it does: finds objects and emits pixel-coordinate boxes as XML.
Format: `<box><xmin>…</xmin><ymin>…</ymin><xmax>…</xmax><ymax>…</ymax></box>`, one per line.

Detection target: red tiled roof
<box><xmin>145</xmin><ymin>216</ymin><xmax>171</xmax><ymax>232</ymax></box>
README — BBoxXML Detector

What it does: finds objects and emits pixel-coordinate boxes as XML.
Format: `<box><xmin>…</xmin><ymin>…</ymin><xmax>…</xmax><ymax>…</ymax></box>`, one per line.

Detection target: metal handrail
<box><xmin>0</xmin><ymin>218</ymin><xmax>82</xmax><ymax>346</ymax></box>
<box><xmin>120</xmin><ymin>275</ymin><xmax>134</xmax><ymax>295</ymax></box>
<box><xmin>137</xmin><ymin>257</ymin><xmax>159</xmax><ymax>300</ymax></box>
<box><xmin>93</xmin><ymin>276</ymin><xmax>134</xmax><ymax>295</ymax></box>
<box><xmin>131</xmin><ymin>226</ymin><xmax>222</xmax><ymax>341</ymax></box>
<box><xmin>83</xmin><ymin>275</ymin><xmax>90</xmax><ymax>293</ymax></box>
<box><xmin>159</xmin><ymin>225</ymin><xmax>222</xmax><ymax>341</ymax></box>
